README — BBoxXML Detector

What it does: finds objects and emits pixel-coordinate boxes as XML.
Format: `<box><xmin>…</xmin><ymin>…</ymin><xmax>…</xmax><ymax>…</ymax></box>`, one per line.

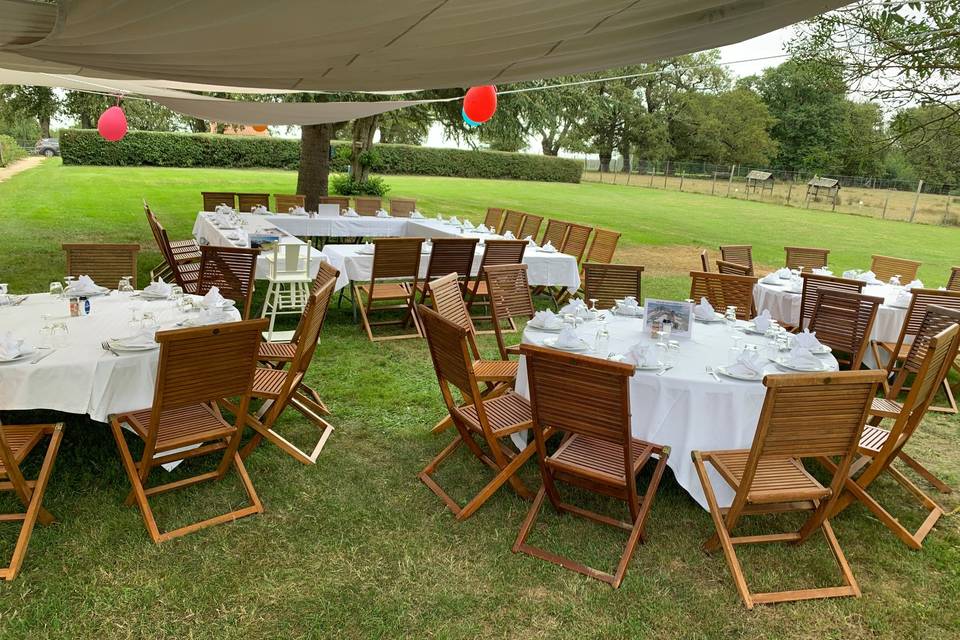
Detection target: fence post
<box><xmin>679</xmin><ymin>171</ymin><xmax>685</xmax><ymax>192</ymax></box>
<box><xmin>881</xmin><ymin>191</ymin><xmax>890</xmax><ymax>219</ymax></box>
<box><xmin>711</xmin><ymin>171</ymin><xmax>717</xmax><ymax>196</ymax></box>
<box><xmin>664</xmin><ymin>160</ymin><xmax>670</xmax><ymax>188</ymax></box>
<box><xmin>650</xmin><ymin>163</ymin><xmax>656</xmax><ymax>188</ymax></box>
<box><xmin>626</xmin><ymin>168</ymin><xmax>631</xmax><ymax>186</ymax></box>
<box><xmin>726</xmin><ymin>164</ymin><xmax>734</xmax><ymax>197</ymax></box>
<box><xmin>786</xmin><ymin>182</ymin><xmax>793</xmax><ymax>206</ymax></box>
<box><xmin>909</xmin><ymin>180</ymin><xmax>924</xmax><ymax>222</ymax></box>
<box><xmin>943</xmin><ymin>194</ymin><xmax>951</xmax><ymax>225</ymax></box>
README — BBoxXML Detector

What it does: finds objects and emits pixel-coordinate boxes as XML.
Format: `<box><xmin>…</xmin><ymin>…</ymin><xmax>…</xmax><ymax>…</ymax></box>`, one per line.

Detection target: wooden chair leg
<box><xmin>897</xmin><ymin>451</ymin><xmax>952</xmax><ymax>494</ymax></box>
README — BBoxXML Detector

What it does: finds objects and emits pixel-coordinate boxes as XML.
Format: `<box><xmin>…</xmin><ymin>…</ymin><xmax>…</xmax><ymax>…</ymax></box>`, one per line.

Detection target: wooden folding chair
<box><xmin>353</xmin><ymin>237</ymin><xmax>424</xmax><ymax>341</ymax></box>
<box><xmin>0</xmin><ymin>420</ymin><xmax>64</xmax><ymax>581</ymax></box>
<box><xmin>389</xmin><ymin>198</ymin><xmax>417</xmax><ymax>217</ymax></box>
<box><xmin>483</xmin><ymin>207</ymin><xmax>504</xmax><ymax>230</ymax></box>
<box><xmin>870</xmin><ymin>254</ymin><xmax>921</xmax><ymax>283</ymax></box>
<box><xmin>689</xmin><ymin>271</ymin><xmax>757</xmax><ymax>320</ymax></box>
<box><xmin>716</xmin><ymin>260</ymin><xmax>752</xmax><ymax>277</ymax></box>
<box><xmin>583</xmin><ymin>263</ymin><xmax>643</xmax><ymax>309</ymax></box>
<box><xmin>823</xmin><ymin>323</ymin><xmax>960</xmax><ymax>549</ymax></box>
<box><xmin>514</xmin><ymin>345</ymin><xmax>670</xmax><ymax>588</ymax></box>
<box><xmin>354</xmin><ymin>197</ymin><xmax>381</xmax><ymax>216</ymax></box>
<box><xmin>561</xmin><ymin>223</ymin><xmax>593</xmax><ymax>264</ymax></box>
<box><xmin>947</xmin><ymin>266</ymin><xmax>960</xmax><ymax>291</ymax></box>
<box><xmin>144</xmin><ymin>201</ymin><xmax>200</xmax><ymax>283</ymax></box>
<box><xmin>797</xmin><ymin>272</ymin><xmax>864</xmax><ymax>332</ymax></box>
<box><xmin>63</xmin><ymin>243</ymin><xmax>140</xmax><ymax>289</ymax></box>
<box><xmin>465</xmin><ymin>240</ymin><xmax>527</xmax><ymax>327</ymax></box>
<box><xmin>540</xmin><ymin>219</ymin><xmax>570</xmax><ymax>249</ymax></box>
<box><xmin>109</xmin><ymin>320</ymin><xmax>268</xmax><ymax>543</ymax></box>
<box><xmin>274</xmin><ymin>194</ymin><xmax>305</xmax><ymax>212</ymax></box>
<box><xmin>197</xmin><ymin>245</ymin><xmax>260</xmax><ymax>319</ymax></box>
<box><xmin>319</xmin><ymin>196</ymin><xmax>350</xmax><ymax>212</ymax></box>
<box><xmin>518</xmin><ymin>214</ymin><xmax>544</xmax><ymax>240</ymax></box>
<box><xmin>719</xmin><ymin>245</ymin><xmax>754</xmax><ymax>275</ymax></box>
<box><xmin>417</xmin><ymin>238</ymin><xmax>479</xmax><ymax>307</ymax></box>
<box><xmin>693</xmin><ymin>370</ymin><xmax>884</xmax><ymax>609</ymax></box>
<box><xmin>234</xmin><ymin>283</ymin><xmax>336</xmax><ymax>464</ymax></box>
<box><xmin>498</xmin><ymin>210</ymin><xmax>525</xmax><ymax>236</ymax></box>
<box><xmin>237</xmin><ymin>193</ymin><xmax>271</xmax><ymax>212</ymax></box>
<box><xmin>700</xmin><ymin>249</ymin><xmax>710</xmax><ymax>272</ymax></box>
<box><xmin>807</xmin><ymin>290</ymin><xmax>881</xmax><ymax>370</ymax></box>
<box><xmin>785</xmin><ymin>246</ymin><xmax>830</xmax><ymax>270</ymax></box>
<box><xmin>418</xmin><ymin>305</ymin><xmax>537</xmax><ymax>520</ymax></box>
<box><xmin>485</xmin><ymin>263</ymin><xmax>536</xmax><ymax>361</ymax></box>
<box><xmin>584</xmin><ymin>228</ymin><xmax>621</xmax><ymax>265</ymax></box>
<box><xmin>202</xmin><ymin>191</ymin><xmax>236</xmax><ymax>211</ymax></box>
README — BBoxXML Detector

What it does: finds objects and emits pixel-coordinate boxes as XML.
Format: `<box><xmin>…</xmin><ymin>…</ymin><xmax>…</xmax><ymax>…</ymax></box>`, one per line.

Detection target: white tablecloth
<box><xmin>192</xmin><ymin>212</ymin><xmax>327</xmax><ymax>279</ymax></box>
<box><xmin>0</xmin><ymin>292</ymin><xmax>239</xmax><ymax>422</ymax></box>
<box><xmin>514</xmin><ymin>315</ymin><xmax>838</xmax><ymax>510</ymax></box>
<box><xmin>754</xmin><ymin>281</ymin><xmax>907</xmax><ymax>343</ymax></box>
<box><xmin>265</xmin><ymin>214</ymin><xmax>409</xmax><ymax>238</ymax></box>
<box><xmin>322</xmin><ymin>241</ymin><xmax>580</xmax><ymax>292</ymax></box>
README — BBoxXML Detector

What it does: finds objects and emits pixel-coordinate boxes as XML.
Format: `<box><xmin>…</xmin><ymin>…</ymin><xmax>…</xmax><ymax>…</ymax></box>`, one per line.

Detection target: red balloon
<box><xmin>463</xmin><ymin>85</ymin><xmax>497</xmax><ymax>123</ymax></box>
<box><xmin>97</xmin><ymin>106</ymin><xmax>128</xmax><ymax>141</ymax></box>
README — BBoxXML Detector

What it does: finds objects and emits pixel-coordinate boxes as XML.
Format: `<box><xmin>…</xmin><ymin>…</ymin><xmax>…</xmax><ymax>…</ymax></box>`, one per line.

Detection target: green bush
<box><xmin>0</xmin><ymin>135</ymin><xmax>27</xmax><ymax>167</ymax></box>
<box><xmin>60</xmin><ymin>129</ymin><xmax>581</xmax><ymax>183</ymax></box>
<box><xmin>330</xmin><ymin>174</ymin><xmax>391</xmax><ymax>197</ymax></box>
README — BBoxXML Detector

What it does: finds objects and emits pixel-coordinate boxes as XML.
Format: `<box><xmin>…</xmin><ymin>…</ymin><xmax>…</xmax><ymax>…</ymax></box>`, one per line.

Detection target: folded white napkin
<box><xmin>842</xmin><ymin>269</ymin><xmax>857</xmax><ymax>279</ymax></box>
<box><xmin>617</xmin><ymin>296</ymin><xmax>639</xmax><ymax>309</ymax></box>
<box><xmin>787</xmin><ymin>277</ymin><xmax>803</xmax><ymax>293</ymax></box>
<box><xmin>893</xmin><ymin>290</ymin><xmax>913</xmax><ymax>307</ymax></box>
<box><xmin>462</xmin><ymin>219</ymin><xmax>475</xmax><ymax>230</ymax></box>
<box><xmin>540</xmin><ymin>240</ymin><xmax>557</xmax><ymax>253</ymax></box>
<box><xmin>343</xmin><ymin>208</ymin><xmax>359</xmax><ymax>218</ymax></box>
<box><xmin>449</xmin><ymin>216</ymin><xmax>461</xmax><ymax>226</ymax></box>
<box><xmin>0</xmin><ymin>332</ymin><xmax>28</xmax><ymax>360</ymax></box>
<box><xmin>524</xmin><ymin>235</ymin><xmax>537</xmax><ymax>248</ymax></box>
<box><xmin>554</xmin><ymin>327</ymin><xmax>584</xmax><ymax>349</ymax></box>
<box><xmin>476</xmin><ymin>223</ymin><xmax>490</xmax><ymax>233</ymax></box>
<box><xmin>251</xmin><ymin>205</ymin><xmax>269</xmax><ymax>214</ymax></box>
<box><xmin>625</xmin><ymin>342</ymin><xmax>655</xmax><ymax>367</ymax></box>
<box><xmin>289</xmin><ymin>206</ymin><xmax>307</xmax><ymax>216</ymax></box>
<box><xmin>375</xmin><ymin>209</ymin><xmax>391</xmax><ymax>218</ymax></box>
<box><xmin>694</xmin><ymin>297</ymin><xmax>716</xmax><ymax>320</ymax></box>
<box><xmin>435</xmin><ymin>213</ymin><xmax>444</xmax><ymax>221</ymax></box>
<box><xmin>559</xmin><ymin>298</ymin><xmax>590</xmax><ymax>317</ymax></box>
<box><xmin>793</xmin><ymin>329</ymin><xmax>823</xmax><ymax>350</ymax></box>
<box><xmin>410</xmin><ymin>210</ymin><xmax>424</xmax><ymax>219</ymax></box>
<box><xmin>760</xmin><ymin>272</ymin><xmax>780</xmax><ymax>284</ymax></box>
<box><xmin>502</xmin><ymin>230</ymin><xmax>516</xmax><ymax>240</ymax></box>
<box><xmin>66</xmin><ymin>274</ymin><xmax>103</xmax><ymax>294</ymax></box>
<box><xmin>202</xmin><ymin>286</ymin><xmax>225</xmax><ymax>308</ymax></box>
<box><xmin>214</xmin><ymin>204</ymin><xmax>234</xmax><ymax>215</ymax></box>
<box><xmin>857</xmin><ymin>270</ymin><xmax>883</xmax><ymax>285</ymax></box>
<box><xmin>531</xmin><ymin>309</ymin><xmax>563</xmax><ymax>330</ymax></box>
<box><xmin>776</xmin><ymin>267</ymin><xmax>792</xmax><ymax>279</ymax></box>
<box><xmin>904</xmin><ymin>279</ymin><xmax>923</xmax><ymax>290</ymax></box>
<box><xmin>114</xmin><ymin>327</ymin><xmax>157</xmax><ymax>348</ymax></box>
<box><xmin>727</xmin><ymin>350</ymin><xmax>765</xmax><ymax>378</ymax></box>
<box><xmin>812</xmin><ymin>267</ymin><xmax>833</xmax><ymax>276</ymax></box>
<box><xmin>786</xmin><ymin>345</ymin><xmax>822</xmax><ymax>369</ymax></box>
<box><xmin>143</xmin><ymin>278</ymin><xmax>172</xmax><ymax>297</ymax></box>
<box><xmin>751</xmin><ymin>309</ymin><xmax>772</xmax><ymax>332</ymax></box>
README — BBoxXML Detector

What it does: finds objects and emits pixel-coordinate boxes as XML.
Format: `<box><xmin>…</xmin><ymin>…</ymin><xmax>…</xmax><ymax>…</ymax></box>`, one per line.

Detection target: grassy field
<box><xmin>0</xmin><ymin>160</ymin><xmax>958</xmax><ymax>639</ymax></box>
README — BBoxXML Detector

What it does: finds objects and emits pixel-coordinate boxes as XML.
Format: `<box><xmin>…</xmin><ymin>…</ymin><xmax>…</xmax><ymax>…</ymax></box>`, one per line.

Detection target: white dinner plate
<box><xmin>65</xmin><ymin>288</ymin><xmax>110</xmax><ymax>297</ymax></box>
<box><xmin>773</xmin><ymin>356</ymin><xmax>827</xmax><ymax>372</ymax></box>
<box><xmin>806</xmin><ymin>344</ymin><xmax>833</xmax><ymax>355</ymax></box>
<box><xmin>634</xmin><ymin>362</ymin><xmax>671</xmax><ymax>371</ymax></box>
<box><xmin>139</xmin><ymin>291</ymin><xmax>171</xmax><ymax>300</ymax></box>
<box><xmin>537</xmin><ymin>248</ymin><xmax>558</xmax><ymax>254</ymax></box>
<box><xmin>612</xmin><ymin>307</ymin><xmax>643</xmax><ymax>317</ymax></box>
<box><xmin>542</xmin><ymin>337</ymin><xmax>589</xmax><ymax>352</ymax></box>
<box><xmin>527</xmin><ymin>321</ymin><xmax>563</xmax><ymax>332</ymax></box>
<box><xmin>716</xmin><ymin>365</ymin><xmax>763</xmax><ymax>381</ymax></box>
<box><xmin>0</xmin><ymin>349</ymin><xmax>37</xmax><ymax>364</ymax></box>
<box><xmin>695</xmin><ymin>313</ymin><xmax>725</xmax><ymax>323</ymax></box>
<box><xmin>742</xmin><ymin>324</ymin><xmax>767</xmax><ymax>335</ymax></box>
<box><xmin>108</xmin><ymin>340</ymin><xmax>159</xmax><ymax>352</ymax></box>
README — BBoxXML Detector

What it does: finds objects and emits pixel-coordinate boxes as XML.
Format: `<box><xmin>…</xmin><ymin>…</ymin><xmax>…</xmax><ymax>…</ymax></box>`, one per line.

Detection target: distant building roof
<box><xmin>746</xmin><ymin>170</ymin><xmax>773</xmax><ymax>181</ymax></box>
<box><xmin>808</xmin><ymin>176</ymin><xmax>839</xmax><ymax>188</ymax></box>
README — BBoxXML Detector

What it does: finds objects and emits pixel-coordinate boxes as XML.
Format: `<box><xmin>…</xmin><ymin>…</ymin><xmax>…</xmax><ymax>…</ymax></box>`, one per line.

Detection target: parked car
<box><xmin>35</xmin><ymin>138</ymin><xmax>59</xmax><ymax>157</ymax></box>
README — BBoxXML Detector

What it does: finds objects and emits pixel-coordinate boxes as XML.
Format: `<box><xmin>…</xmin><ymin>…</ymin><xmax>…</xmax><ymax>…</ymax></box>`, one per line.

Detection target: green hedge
<box><xmin>0</xmin><ymin>135</ymin><xmax>27</xmax><ymax>167</ymax></box>
<box><xmin>60</xmin><ymin>129</ymin><xmax>581</xmax><ymax>183</ymax></box>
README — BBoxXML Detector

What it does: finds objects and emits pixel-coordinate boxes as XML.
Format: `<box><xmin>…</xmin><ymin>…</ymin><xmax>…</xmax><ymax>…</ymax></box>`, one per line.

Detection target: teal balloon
<box><xmin>462</xmin><ymin>108</ymin><xmax>481</xmax><ymax>128</ymax></box>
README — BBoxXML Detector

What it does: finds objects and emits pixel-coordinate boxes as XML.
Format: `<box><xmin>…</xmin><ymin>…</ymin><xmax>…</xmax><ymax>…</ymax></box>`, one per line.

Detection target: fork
<box><xmin>101</xmin><ymin>340</ymin><xmax>120</xmax><ymax>357</ymax></box>
<box><xmin>705</xmin><ymin>365</ymin><xmax>722</xmax><ymax>382</ymax></box>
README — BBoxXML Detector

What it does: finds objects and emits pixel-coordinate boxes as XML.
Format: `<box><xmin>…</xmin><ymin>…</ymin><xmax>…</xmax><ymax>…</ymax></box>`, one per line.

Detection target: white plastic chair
<box><xmin>261</xmin><ymin>243</ymin><xmax>313</xmax><ymax>340</ymax></box>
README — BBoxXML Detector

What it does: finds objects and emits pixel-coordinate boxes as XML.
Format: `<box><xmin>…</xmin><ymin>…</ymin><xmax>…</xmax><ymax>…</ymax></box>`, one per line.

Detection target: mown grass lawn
<box><xmin>0</xmin><ymin>159</ymin><xmax>957</xmax><ymax>639</ymax></box>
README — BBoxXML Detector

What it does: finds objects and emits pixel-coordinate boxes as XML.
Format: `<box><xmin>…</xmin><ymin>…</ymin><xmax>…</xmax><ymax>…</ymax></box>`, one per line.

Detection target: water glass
<box><xmin>594</xmin><ymin>322</ymin><xmax>610</xmax><ymax>355</ymax></box>
<box><xmin>890</xmin><ymin>274</ymin><xmax>901</xmax><ymax>287</ymax></box>
<box><xmin>667</xmin><ymin>340</ymin><xmax>680</xmax><ymax>367</ymax></box>
<box><xmin>51</xmin><ymin>322</ymin><xmax>69</xmax><ymax>348</ymax></box>
<box><xmin>724</xmin><ymin>306</ymin><xmax>738</xmax><ymax>333</ymax></box>
<box><xmin>660</xmin><ymin>321</ymin><xmax>672</xmax><ymax>344</ymax></box>
<box><xmin>141</xmin><ymin>311</ymin><xmax>160</xmax><ymax>331</ymax></box>
<box><xmin>118</xmin><ymin>276</ymin><xmax>135</xmax><ymax>296</ymax></box>
<box><xmin>49</xmin><ymin>281</ymin><xmax>64</xmax><ymax>298</ymax></box>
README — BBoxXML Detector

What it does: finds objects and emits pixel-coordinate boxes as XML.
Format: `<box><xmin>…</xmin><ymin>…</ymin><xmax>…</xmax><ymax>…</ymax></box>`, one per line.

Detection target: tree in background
<box><xmin>669</xmin><ymin>88</ymin><xmax>777</xmax><ymax>166</ymax></box>
<box><xmin>0</xmin><ymin>85</ymin><xmax>59</xmax><ymax>137</ymax></box>
<box><xmin>891</xmin><ymin>105</ymin><xmax>960</xmax><ymax>186</ymax></box>
<box><xmin>62</xmin><ymin>92</ymin><xmax>182</xmax><ymax>131</ymax></box>
<box><xmin>378</xmin><ymin>104</ymin><xmax>431</xmax><ymax>145</ymax></box>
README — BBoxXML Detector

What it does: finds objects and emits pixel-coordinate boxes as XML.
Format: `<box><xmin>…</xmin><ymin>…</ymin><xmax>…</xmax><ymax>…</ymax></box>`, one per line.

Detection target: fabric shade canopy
<box><xmin>1</xmin><ymin>0</ymin><xmax>848</xmax><ymax>92</ymax></box>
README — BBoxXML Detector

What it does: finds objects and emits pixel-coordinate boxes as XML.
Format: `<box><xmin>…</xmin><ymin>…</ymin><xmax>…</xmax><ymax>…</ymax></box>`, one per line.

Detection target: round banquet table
<box><xmin>0</xmin><ymin>292</ymin><xmax>240</xmax><ymax>422</ymax></box>
<box><xmin>514</xmin><ymin>314</ymin><xmax>839</xmax><ymax>510</ymax></box>
<box><xmin>753</xmin><ymin>280</ymin><xmax>908</xmax><ymax>343</ymax></box>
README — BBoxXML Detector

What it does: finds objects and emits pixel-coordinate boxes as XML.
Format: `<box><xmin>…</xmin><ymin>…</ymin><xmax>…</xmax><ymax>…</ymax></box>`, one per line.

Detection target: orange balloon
<box><xmin>252</xmin><ymin>124</ymin><xmax>268</xmax><ymax>132</ymax></box>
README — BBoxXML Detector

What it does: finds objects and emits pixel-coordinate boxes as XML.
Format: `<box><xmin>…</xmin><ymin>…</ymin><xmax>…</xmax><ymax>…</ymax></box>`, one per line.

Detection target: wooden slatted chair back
<box><xmin>689</xmin><ymin>271</ymin><xmax>757</xmax><ymax>320</ymax></box>
<box><xmin>799</xmin><ymin>273</ymin><xmax>864</xmax><ymax>331</ymax></box>
<box><xmin>237</xmin><ymin>193</ymin><xmax>270</xmax><ymax>212</ymax></box>
<box><xmin>427</xmin><ymin>272</ymin><xmax>482</xmax><ymax>362</ymax></box>
<box><xmin>716</xmin><ymin>260</ymin><xmax>752</xmax><ymax>277</ymax></box>
<box><xmin>870</xmin><ymin>255</ymin><xmax>921</xmax><ymax>282</ymax></box>
<box><xmin>900</xmin><ymin>306</ymin><xmax>960</xmax><ymax>376</ymax></box>
<box><xmin>202</xmin><ymin>191</ymin><xmax>236</xmax><ymax>211</ymax></box>
<box><xmin>484</xmin><ymin>208</ymin><xmax>504</xmax><ymax>230</ymax></box>
<box><xmin>785</xmin><ymin>247</ymin><xmax>830</xmax><ymax>270</ymax></box>
<box><xmin>585</xmin><ymin>228</ymin><xmax>620</xmax><ymax>264</ymax></box>
<box><xmin>311</xmin><ymin>261</ymin><xmax>340</xmax><ymax>296</ymax></box>
<box><xmin>499</xmin><ymin>210</ymin><xmax>525</xmax><ymax>236</ymax></box>
<box><xmin>700</xmin><ymin>250</ymin><xmax>710</xmax><ymax>272</ymax></box>
<box><xmin>896</xmin><ymin>324</ymin><xmax>960</xmax><ymax>442</ymax></box>
<box><xmin>719</xmin><ymin>245</ymin><xmax>753</xmax><ymax>274</ymax></box>
<box><xmin>144</xmin><ymin>204</ymin><xmax>175</xmax><ymax>266</ymax></box>
<box><xmin>371</xmin><ymin>237</ymin><xmax>423</xmax><ymax>279</ymax></box>
<box><xmin>583</xmin><ymin>263</ymin><xmax>643</xmax><ymax>309</ymax></box>
<box><xmin>948</xmin><ymin>267</ymin><xmax>960</xmax><ymax>291</ymax></box>
<box><xmin>319</xmin><ymin>196</ymin><xmax>350</xmax><ymax>212</ymax></box>
<box><xmin>63</xmin><ymin>243</ymin><xmax>140</xmax><ymax>289</ymax></box>
<box><xmin>390</xmin><ymin>198</ymin><xmax>417</xmax><ymax>217</ymax></box>
<box><xmin>424</xmin><ymin>238</ymin><xmax>479</xmax><ymax>283</ymax></box>
<box><xmin>807</xmin><ymin>290</ymin><xmax>881</xmax><ymax>369</ymax></box>
<box><xmin>419</xmin><ymin>304</ymin><xmax>482</xmax><ymax>411</ymax></box>
<box><xmin>518</xmin><ymin>214</ymin><xmax>543</xmax><ymax>240</ymax></box>
<box><xmin>274</xmin><ymin>283</ymin><xmax>335</xmax><ymax>409</ymax></box>
<box><xmin>899</xmin><ymin>289</ymin><xmax>960</xmax><ymax>341</ymax></box>
<box><xmin>561</xmin><ymin>223</ymin><xmax>593</xmax><ymax>263</ymax></box>
<box><xmin>197</xmin><ymin>246</ymin><xmax>259</xmax><ymax>319</ymax></box>
<box><xmin>476</xmin><ymin>239</ymin><xmax>527</xmax><ymax>276</ymax></box>
<box><xmin>274</xmin><ymin>194</ymin><xmax>305</xmax><ymax>212</ymax></box>
<box><xmin>484</xmin><ymin>263</ymin><xmax>534</xmax><ymax>359</ymax></box>
<box><xmin>540</xmin><ymin>219</ymin><xmax>570</xmax><ymax>249</ymax></box>
<box><xmin>354</xmin><ymin>197</ymin><xmax>381</xmax><ymax>216</ymax></box>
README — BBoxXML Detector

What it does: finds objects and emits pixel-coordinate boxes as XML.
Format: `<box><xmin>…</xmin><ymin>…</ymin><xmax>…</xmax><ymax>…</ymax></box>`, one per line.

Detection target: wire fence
<box><xmin>579</xmin><ymin>157</ymin><xmax>959</xmax><ymax>227</ymax></box>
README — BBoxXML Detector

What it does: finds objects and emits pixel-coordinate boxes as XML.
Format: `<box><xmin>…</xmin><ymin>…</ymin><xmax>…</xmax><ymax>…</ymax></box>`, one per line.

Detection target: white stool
<box><xmin>261</xmin><ymin>243</ymin><xmax>312</xmax><ymax>341</ymax></box>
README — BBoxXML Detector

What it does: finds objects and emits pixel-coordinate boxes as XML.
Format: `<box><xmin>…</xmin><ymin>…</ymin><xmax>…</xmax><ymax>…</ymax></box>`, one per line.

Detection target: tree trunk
<box><xmin>619</xmin><ymin>140</ymin><xmax>631</xmax><ymax>173</ymax></box>
<box><xmin>297</xmin><ymin>123</ymin><xmax>332</xmax><ymax>211</ymax></box>
<box><xmin>350</xmin><ymin>115</ymin><xmax>379</xmax><ymax>183</ymax></box>
<box><xmin>541</xmin><ymin>136</ymin><xmax>560</xmax><ymax>156</ymax></box>
<box><xmin>598</xmin><ymin>148</ymin><xmax>612</xmax><ymax>173</ymax></box>
<box><xmin>39</xmin><ymin>115</ymin><xmax>51</xmax><ymax>138</ymax></box>
<box><xmin>81</xmin><ymin>114</ymin><xmax>95</xmax><ymax>129</ymax></box>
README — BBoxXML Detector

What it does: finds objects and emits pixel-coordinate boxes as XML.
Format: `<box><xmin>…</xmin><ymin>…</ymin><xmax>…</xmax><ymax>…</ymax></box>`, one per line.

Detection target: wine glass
<box><xmin>118</xmin><ymin>276</ymin><xmax>134</xmax><ymax>296</ymax></box>
<box><xmin>588</xmin><ymin>298</ymin><xmax>599</xmax><ymax>315</ymax></box>
<box><xmin>724</xmin><ymin>305</ymin><xmax>738</xmax><ymax>333</ymax></box>
<box><xmin>594</xmin><ymin>319</ymin><xmax>610</xmax><ymax>355</ymax></box>
<box><xmin>49</xmin><ymin>281</ymin><xmax>64</xmax><ymax>298</ymax></box>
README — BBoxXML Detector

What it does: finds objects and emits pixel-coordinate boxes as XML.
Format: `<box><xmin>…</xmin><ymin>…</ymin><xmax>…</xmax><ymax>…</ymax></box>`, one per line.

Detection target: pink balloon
<box><xmin>463</xmin><ymin>85</ymin><xmax>497</xmax><ymax>123</ymax></box>
<box><xmin>97</xmin><ymin>106</ymin><xmax>128</xmax><ymax>141</ymax></box>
